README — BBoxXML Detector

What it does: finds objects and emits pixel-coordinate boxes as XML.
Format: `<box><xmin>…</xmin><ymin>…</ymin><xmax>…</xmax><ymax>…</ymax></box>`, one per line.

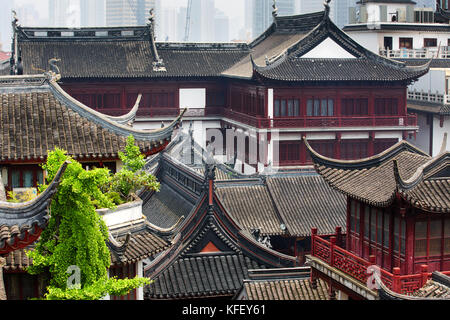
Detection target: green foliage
<box><xmin>7</xmin><ymin>189</ymin><xmax>37</xmax><ymax>203</ymax></box>
<box><xmin>104</xmin><ymin>135</ymin><xmax>160</xmax><ymax>203</ymax></box>
<box><xmin>119</xmin><ymin>135</ymin><xmax>145</xmax><ymax>172</ymax></box>
<box><xmin>43</xmin><ymin>277</ymin><xmax>152</xmax><ymax>300</ymax></box>
<box><xmin>26</xmin><ymin>147</ymin><xmax>152</xmax><ymax>300</ymax></box>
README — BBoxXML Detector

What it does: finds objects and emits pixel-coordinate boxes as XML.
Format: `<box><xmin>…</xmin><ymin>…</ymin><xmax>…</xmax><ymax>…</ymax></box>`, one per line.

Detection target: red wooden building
<box><xmin>5</xmin><ymin>4</ymin><xmax>431</xmax><ymax>170</ymax></box>
<box><xmin>305</xmin><ymin>136</ymin><xmax>450</xmax><ymax>299</ymax></box>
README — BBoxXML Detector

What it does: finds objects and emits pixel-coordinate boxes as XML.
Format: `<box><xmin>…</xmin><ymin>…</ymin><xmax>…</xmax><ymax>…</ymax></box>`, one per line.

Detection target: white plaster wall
<box><xmin>344</xmin><ymin>31</ymin><xmax>380</xmax><ymax>54</ymax></box>
<box><xmin>374</xmin><ymin>131</ymin><xmax>402</xmax><ymax>140</ymax></box>
<box><xmin>305</xmin><ymin>132</ymin><xmax>336</xmax><ymax>140</ymax></box>
<box><xmin>268</xmin><ymin>89</ymin><xmax>273</xmax><ymax>119</ymax></box>
<box><xmin>98</xmin><ymin>200</ymin><xmax>143</xmax><ymax>228</ymax></box>
<box><xmin>302</xmin><ymin>37</ymin><xmax>357</xmax><ymax>59</ymax></box>
<box><xmin>179</xmin><ymin>88</ymin><xmax>206</xmax><ymax>109</ymax></box>
<box><xmin>407</xmin><ymin>113</ymin><xmax>430</xmax><ymax>154</ymax></box>
<box><xmin>347</xmin><ymin>29</ymin><xmax>450</xmax><ymax>52</ymax></box>
<box><xmin>341</xmin><ymin>132</ymin><xmax>370</xmax><ymax>139</ymax></box>
<box><xmin>432</xmin><ymin>115</ymin><xmax>450</xmax><ymax>156</ymax></box>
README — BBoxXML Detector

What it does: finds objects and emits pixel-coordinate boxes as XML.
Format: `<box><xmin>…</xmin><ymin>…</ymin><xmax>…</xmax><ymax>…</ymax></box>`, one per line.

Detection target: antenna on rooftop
<box><xmin>184</xmin><ymin>0</ymin><xmax>193</xmax><ymax>41</ymax></box>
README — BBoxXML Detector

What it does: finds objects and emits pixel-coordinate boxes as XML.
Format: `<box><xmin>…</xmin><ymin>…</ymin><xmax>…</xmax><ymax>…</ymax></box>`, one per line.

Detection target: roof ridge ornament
<box><xmin>324</xmin><ymin>0</ymin><xmax>332</xmax><ymax>19</ymax></box>
<box><xmin>147</xmin><ymin>8</ymin><xmax>166</xmax><ymax>72</ymax></box>
<box><xmin>45</xmin><ymin>58</ymin><xmax>61</xmax><ymax>82</ymax></box>
<box><xmin>272</xmin><ymin>0</ymin><xmax>278</xmax><ymax>19</ymax></box>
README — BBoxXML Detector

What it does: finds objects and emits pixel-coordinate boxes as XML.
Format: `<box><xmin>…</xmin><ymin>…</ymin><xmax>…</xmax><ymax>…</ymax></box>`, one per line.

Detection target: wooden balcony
<box><xmin>310</xmin><ymin>228</ymin><xmax>450</xmax><ymax>296</ymax></box>
<box><xmin>97</xmin><ymin>106</ymin><xmax>418</xmax><ymax>129</ymax></box>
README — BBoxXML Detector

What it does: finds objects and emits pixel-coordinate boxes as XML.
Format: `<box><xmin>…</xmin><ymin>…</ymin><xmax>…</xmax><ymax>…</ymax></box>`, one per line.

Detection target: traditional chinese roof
<box><xmin>0</xmin><ymin>74</ymin><xmax>184</xmax><ymax>162</ymax></box>
<box><xmin>0</xmin><ymin>161</ymin><xmax>68</xmax><ymax>255</ymax></box>
<box><xmin>107</xmin><ymin>220</ymin><xmax>170</xmax><ymax>266</ymax></box>
<box><xmin>251</xmin><ymin>10</ymin><xmax>430</xmax><ymax>84</ymax></box>
<box><xmin>394</xmin><ymin>150</ymin><xmax>450</xmax><ymax>213</ymax></box>
<box><xmin>305</xmin><ymin>136</ymin><xmax>450</xmax><ymax>212</ymax></box>
<box><xmin>237</xmin><ymin>267</ymin><xmax>329</xmax><ymax>300</ymax></box>
<box><xmin>377</xmin><ymin>271</ymin><xmax>450</xmax><ymax>300</ymax></box>
<box><xmin>13</xmin><ymin>25</ymin><xmax>249</xmax><ymax>80</ymax></box>
<box><xmin>407</xmin><ymin>100</ymin><xmax>450</xmax><ymax>116</ymax></box>
<box><xmin>141</xmin><ymin>131</ymin><xmax>347</xmax><ymax>237</ymax></box>
<box><xmin>10</xmin><ymin>8</ymin><xmax>429</xmax><ymax>84</ymax></box>
<box><xmin>143</xmin><ymin>162</ymin><xmax>299</xmax><ymax>299</ymax></box>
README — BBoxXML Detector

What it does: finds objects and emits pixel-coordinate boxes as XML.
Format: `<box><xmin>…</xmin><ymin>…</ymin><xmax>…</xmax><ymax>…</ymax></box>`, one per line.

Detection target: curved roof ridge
<box><xmin>303</xmin><ymin>136</ymin><xmax>429</xmax><ymax>170</ymax></box>
<box><xmin>395</xmin><ymin>151</ymin><xmax>450</xmax><ymax>190</ymax></box>
<box><xmin>104</xmin><ymin>93</ymin><xmax>142</xmax><ymax>126</ymax></box>
<box><xmin>49</xmin><ymin>78</ymin><xmax>186</xmax><ymax>141</ymax></box>
<box><xmin>256</xmin><ymin>11</ymin><xmax>431</xmax><ymax>78</ymax></box>
<box><xmin>0</xmin><ymin>161</ymin><xmax>68</xmax><ymax>216</ymax></box>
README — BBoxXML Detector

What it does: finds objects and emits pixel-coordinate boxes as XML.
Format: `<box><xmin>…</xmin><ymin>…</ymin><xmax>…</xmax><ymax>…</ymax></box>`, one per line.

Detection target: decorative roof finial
<box><xmin>324</xmin><ymin>0</ymin><xmax>332</xmax><ymax>16</ymax></box>
<box><xmin>148</xmin><ymin>8</ymin><xmax>155</xmax><ymax>26</ymax></box>
<box><xmin>272</xmin><ymin>0</ymin><xmax>278</xmax><ymax>19</ymax></box>
<box><xmin>147</xmin><ymin>8</ymin><xmax>166</xmax><ymax>72</ymax></box>
<box><xmin>12</xmin><ymin>10</ymin><xmax>18</xmax><ymax>28</ymax></box>
<box><xmin>46</xmin><ymin>58</ymin><xmax>61</xmax><ymax>81</ymax></box>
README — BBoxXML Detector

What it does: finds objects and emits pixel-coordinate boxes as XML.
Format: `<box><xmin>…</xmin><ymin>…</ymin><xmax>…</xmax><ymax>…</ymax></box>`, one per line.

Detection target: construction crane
<box><xmin>184</xmin><ymin>0</ymin><xmax>193</xmax><ymax>41</ymax></box>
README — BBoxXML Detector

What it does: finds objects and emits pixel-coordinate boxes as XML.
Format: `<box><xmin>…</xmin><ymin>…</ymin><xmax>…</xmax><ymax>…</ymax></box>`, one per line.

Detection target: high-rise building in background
<box><xmin>252</xmin><ymin>0</ymin><xmax>300</xmax><ymax>39</ymax></box>
<box><xmin>0</xmin><ymin>1</ymin><xmax>13</xmax><ymax>52</ymax></box>
<box><xmin>49</xmin><ymin>0</ymin><xmax>81</xmax><ymax>27</ymax></box>
<box><xmin>105</xmin><ymin>0</ymin><xmax>156</xmax><ymax>26</ymax></box>
<box><xmin>190</xmin><ymin>0</ymin><xmax>215</xmax><ymax>42</ymax></box>
<box><xmin>214</xmin><ymin>9</ymin><xmax>230</xmax><ymax>42</ymax></box>
<box><xmin>80</xmin><ymin>0</ymin><xmax>106</xmax><ymax>27</ymax></box>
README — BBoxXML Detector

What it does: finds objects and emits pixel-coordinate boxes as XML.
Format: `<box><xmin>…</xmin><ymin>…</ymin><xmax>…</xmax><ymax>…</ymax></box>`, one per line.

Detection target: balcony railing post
<box><xmin>392</xmin><ymin>267</ymin><xmax>401</xmax><ymax>293</ymax></box>
<box><xmin>330</xmin><ymin>236</ymin><xmax>336</xmax><ymax>267</ymax></box>
<box><xmin>311</xmin><ymin>228</ymin><xmax>317</xmax><ymax>256</ymax></box>
<box><xmin>335</xmin><ymin>226</ymin><xmax>342</xmax><ymax>247</ymax></box>
<box><xmin>420</xmin><ymin>265</ymin><xmax>428</xmax><ymax>287</ymax></box>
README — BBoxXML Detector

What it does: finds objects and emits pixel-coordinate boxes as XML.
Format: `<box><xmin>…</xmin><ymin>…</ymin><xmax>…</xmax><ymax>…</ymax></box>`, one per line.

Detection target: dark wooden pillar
<box><xmin>405</xmin><ymin>209</ymin><xmax>415</xmax><ymax>274</ymax></box>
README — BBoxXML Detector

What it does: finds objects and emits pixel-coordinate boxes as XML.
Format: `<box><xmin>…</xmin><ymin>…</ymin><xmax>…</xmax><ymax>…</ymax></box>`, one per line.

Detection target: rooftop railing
<box><xmin>380</xmin><ymin>47</ymin><xmax>450</xmax><ymax>59</ymax></box>
<box><xmin>407</xmin><ymin>89</ymin><xmax>450</xmax><ymax>105</ymax></box>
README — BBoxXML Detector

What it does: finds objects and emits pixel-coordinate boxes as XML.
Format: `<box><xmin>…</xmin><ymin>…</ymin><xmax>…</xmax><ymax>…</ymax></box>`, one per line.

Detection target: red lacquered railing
<box><xmin>311</xmin><ymin>228</ymin><xmax>450</xmax><ymax>295</ymax></box>
<box><xmin>205</xmin><ymin>108</ymin><xmax>418</xmax><ymax>129</ymax></box>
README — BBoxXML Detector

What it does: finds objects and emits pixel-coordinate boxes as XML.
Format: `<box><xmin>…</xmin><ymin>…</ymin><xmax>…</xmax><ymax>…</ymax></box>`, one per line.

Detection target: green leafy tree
<box><xmin>27</xmin><ymin>148</ymin><xmax>150</xmax><ymax>300</ymax></box>
<box><xmin>107</xmin><ymin>135</ymin><xmax>160</xmax><ymax>202</ymax></box>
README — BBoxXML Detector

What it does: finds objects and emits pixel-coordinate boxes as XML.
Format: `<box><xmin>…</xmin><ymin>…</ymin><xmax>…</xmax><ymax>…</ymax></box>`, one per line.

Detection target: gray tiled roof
<box><xmin>142</xmin><ymin>184</ymin><xmax>194</xmax><ymax>229</ymax></box>
<box><xmin>306</xmin><ymin>138</ymin><xmax>433</xmax><ymax>207</ymax></box>
<box><xmin>267</xmin><ymin>175</ymin><xmax>347</xmax><ymax>236</ymax></box>
<box><xmin>146</xmin><ymin>253</ymin><xmax>263</xmax><ymax>299</ymax></box>
<box><xmin>0</xmin><ymin>75</ymin><xmax>181</xmax><ymax>162</ymax></box>
<box><xmin>243</xmin><ymin>278</ymin><xmax>329</xmax><ymax>300</ymax></box>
